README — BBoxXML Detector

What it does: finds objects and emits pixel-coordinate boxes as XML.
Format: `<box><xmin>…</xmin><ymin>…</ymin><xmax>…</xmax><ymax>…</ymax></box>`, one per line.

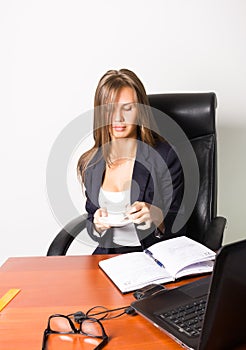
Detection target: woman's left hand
<box><xmin>126</xmin><ymin>201</ymin><xmax>164</xmax><ymax>230</ymax></box>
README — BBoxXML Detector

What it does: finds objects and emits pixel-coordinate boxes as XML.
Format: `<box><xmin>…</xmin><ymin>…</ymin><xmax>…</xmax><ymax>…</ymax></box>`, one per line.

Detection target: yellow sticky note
<box><xmin>0</xmin><ymin>288</ymin><xmax>21</xmax><ymax>312</ymax></box>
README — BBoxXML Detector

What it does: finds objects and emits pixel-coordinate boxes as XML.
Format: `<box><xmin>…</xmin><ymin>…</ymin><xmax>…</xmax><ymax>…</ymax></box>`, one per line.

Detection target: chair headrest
<box><xmin>148</xmin><ymin>92</ymin><xmax>217</xmax><ymax>139</ymax></box>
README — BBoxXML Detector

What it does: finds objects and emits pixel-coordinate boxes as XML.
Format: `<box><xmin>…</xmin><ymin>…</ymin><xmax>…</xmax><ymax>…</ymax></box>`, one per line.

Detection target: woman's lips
<box><xmin>113</xmin><ymin>125</ymin><xmax>126</xmax><ymax>132</ymax></box>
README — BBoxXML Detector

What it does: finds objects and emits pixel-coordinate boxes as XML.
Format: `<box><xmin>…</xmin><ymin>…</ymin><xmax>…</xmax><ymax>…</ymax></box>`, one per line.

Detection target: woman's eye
<box><xmin>123</xmin><ymin>104</ymin><xmax>133</xmax><ymax>111</ymax></box>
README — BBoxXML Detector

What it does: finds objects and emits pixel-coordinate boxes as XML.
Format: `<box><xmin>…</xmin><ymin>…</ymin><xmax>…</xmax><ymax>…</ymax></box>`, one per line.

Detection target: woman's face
<box><xmin>109</xmin><ymin>87</ymin><xmax>138</xmax><ymax>140</ymax></box>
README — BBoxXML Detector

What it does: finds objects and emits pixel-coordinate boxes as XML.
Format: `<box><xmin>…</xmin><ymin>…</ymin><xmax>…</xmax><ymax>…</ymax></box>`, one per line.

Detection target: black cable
<box><xmin>67</xmin><ymin>304</ymin><xmax>136</xmax><ymax>324</ymax></box>
<box><xmin>86</xmin><ymin>305</ymin><xmax>131</xmax><ymax>320</ymax></box>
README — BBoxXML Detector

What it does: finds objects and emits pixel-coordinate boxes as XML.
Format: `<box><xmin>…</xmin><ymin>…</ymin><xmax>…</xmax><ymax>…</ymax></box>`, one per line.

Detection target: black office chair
<box><xmin>47</xmin><ymin>92</ymin><xmax>226</xmax><ymax>256</ymax></box>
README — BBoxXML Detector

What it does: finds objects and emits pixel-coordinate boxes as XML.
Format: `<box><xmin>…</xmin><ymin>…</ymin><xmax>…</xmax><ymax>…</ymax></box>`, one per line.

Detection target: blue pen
<box><xmin>144</xmin><ymin>249</ymin><xmax>165</xmax><ymax>268</ymax></box>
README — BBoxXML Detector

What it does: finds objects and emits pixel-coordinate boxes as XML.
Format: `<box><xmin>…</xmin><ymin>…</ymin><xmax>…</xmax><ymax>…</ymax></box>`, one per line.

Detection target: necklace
<box><xmin>108</xmin><ymin>157</ymin><xmax>135</xmax><ymax>168</ymax></box>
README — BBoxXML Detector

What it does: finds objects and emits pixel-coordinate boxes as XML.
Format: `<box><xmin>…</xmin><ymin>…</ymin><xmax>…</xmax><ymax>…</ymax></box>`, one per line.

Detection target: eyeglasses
<box><xmin>42</xmin><ymin>311</ymin><xmax>108</xmax><ymax>350</ymax></box>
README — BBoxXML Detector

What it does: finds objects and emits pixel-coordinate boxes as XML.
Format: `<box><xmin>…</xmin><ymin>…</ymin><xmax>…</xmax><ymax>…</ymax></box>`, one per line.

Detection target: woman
<box><xmin>77</xmin><ymin>69</ymin><xmax>185</xmax><ymax>254</ymax></box>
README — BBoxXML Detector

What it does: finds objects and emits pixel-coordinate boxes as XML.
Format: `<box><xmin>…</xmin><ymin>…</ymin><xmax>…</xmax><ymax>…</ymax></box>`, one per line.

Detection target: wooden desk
<box><xmin>0</xmin><ymin>256</ymin><xmax>245</xmax><ymax>350</ymax></box>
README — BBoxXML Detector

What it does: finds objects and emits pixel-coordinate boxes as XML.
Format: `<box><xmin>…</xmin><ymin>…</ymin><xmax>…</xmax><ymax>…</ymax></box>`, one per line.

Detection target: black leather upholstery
<box><xmin>47</xmin><ymin>92</ymin><xmax>226</xmax><ymax>256</ymax></box>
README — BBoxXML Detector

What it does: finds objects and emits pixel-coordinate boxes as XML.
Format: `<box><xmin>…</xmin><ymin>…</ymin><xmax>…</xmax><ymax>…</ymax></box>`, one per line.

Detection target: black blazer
<box><xmin>84</xmin><ymin>139</ymin><xmax>186</xmax><ymax>250</ymax></box>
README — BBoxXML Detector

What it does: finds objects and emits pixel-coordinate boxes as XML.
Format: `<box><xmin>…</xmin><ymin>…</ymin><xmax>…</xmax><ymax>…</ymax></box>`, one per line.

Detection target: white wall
<box><xmin>1</xmin><ymin>0</ymin><xmax>246</xmax><ymax>266</ymax></box>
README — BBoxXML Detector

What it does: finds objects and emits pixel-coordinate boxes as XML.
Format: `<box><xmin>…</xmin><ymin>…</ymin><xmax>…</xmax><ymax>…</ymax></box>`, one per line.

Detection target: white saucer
<box><xmin>100</xmin><ymin>216</ymin><xmax>132</xmax><ymax>227</ymax></box>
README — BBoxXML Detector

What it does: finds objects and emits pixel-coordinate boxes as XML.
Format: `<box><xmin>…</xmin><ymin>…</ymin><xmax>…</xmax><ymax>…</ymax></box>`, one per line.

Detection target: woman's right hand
<box><xmin>93</xmin><ymin>208</ymin><xmax>111</xmax><ymax>234</ymax></box>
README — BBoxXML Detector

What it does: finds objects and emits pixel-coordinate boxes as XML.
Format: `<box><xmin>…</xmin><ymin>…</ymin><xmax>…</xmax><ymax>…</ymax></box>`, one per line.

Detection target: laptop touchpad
<box><xmin>181</xmin><ymin>276</ymin><xmax>211</xmax><ymax>298</ymax></box>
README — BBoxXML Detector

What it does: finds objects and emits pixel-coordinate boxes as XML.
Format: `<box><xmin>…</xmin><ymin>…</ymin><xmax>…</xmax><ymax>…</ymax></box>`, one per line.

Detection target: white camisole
<box><xmin>98</xmin><ymin>188</ymin><xmax>140</xmax><ymax>246</ymax></box>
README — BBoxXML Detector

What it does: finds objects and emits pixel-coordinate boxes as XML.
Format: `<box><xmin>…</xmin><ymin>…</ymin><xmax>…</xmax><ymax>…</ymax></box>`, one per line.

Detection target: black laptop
<box><xmin>131</xmin><ymin>239</ymin><xmax>246</xmax><ymax>350</ymax></box>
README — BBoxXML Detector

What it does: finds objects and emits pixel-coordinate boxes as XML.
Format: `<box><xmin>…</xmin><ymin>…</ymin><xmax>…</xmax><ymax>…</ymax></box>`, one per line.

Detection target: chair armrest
<box><xmin>47</xmin><ymin>214</ymin><xmax>88</xmax><ymax>256</ymax></box>
<box><xmin>203</xmin><ymin>216</ymin><xmax>227</xmax><ymax>251</ymax></box>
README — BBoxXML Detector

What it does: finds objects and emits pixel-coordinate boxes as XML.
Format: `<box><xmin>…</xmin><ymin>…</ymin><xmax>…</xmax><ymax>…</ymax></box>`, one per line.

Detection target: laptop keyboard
<box><xmin>157</xmin><ymin>297</ymin><xmax>207</xmax><ymax>337</ymax></box>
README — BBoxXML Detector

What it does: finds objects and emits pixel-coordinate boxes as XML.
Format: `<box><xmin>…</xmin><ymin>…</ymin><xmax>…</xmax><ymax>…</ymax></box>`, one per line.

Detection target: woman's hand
<box><xmin>126</xmin><ymin>201</ymin><xmax>164</xmax><ymax>231</ymax></box>
<box><xmin>93</xmin><ymin>208</ymin><xmax>111</xmax><ymax>234</ymax></box>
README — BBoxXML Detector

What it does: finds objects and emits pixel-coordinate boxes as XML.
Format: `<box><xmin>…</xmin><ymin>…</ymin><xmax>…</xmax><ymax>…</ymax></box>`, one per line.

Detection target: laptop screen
<box><xmin>199</xmin><ymin>239</ymin><xmax>246</xmax><ymax>350</ymax></box>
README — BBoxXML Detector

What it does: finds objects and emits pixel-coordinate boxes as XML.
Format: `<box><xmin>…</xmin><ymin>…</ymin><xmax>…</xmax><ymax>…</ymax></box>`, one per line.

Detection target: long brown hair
<box><xmin>77</xmin><ymin>69</ymin><xmax>161</xmax><ymax>183</ymax></box>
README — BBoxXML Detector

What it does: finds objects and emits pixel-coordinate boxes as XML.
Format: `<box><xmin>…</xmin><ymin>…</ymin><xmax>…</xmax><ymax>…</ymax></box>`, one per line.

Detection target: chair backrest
<box><xmin>148</xmin><ymin>92</ymin><xmax>217</xmax><ymax>244</ymax></box>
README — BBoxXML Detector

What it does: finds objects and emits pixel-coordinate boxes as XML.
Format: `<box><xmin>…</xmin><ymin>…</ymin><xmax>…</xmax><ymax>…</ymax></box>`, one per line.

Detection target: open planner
<box><xmin>98</xmin><ymin>236</ymin><xmax>216</xmax><ymax>293</ymax></box>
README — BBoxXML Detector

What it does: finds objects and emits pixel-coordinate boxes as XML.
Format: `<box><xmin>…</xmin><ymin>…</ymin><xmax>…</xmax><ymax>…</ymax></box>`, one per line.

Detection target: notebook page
<box><xmin>149</xmin><ymin>236</ymin><xmax>215</xmax><ymax>277</ymax></box>
<box><xmin>99</xmin><ymin>252</ymin><xmax>173</xmax><ymax>292</ymax></box>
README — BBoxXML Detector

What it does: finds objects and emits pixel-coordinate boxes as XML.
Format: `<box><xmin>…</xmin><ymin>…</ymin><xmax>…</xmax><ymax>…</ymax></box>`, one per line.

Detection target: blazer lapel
<box><xmin>87</xmin><ymin>156</ymin><xmax>106</xmax><ymax>208</ymax></box>
<box><xmin>131</xmin><ymin>140</ymin><xmax>152</xmax><ymax>203</ymax></box>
